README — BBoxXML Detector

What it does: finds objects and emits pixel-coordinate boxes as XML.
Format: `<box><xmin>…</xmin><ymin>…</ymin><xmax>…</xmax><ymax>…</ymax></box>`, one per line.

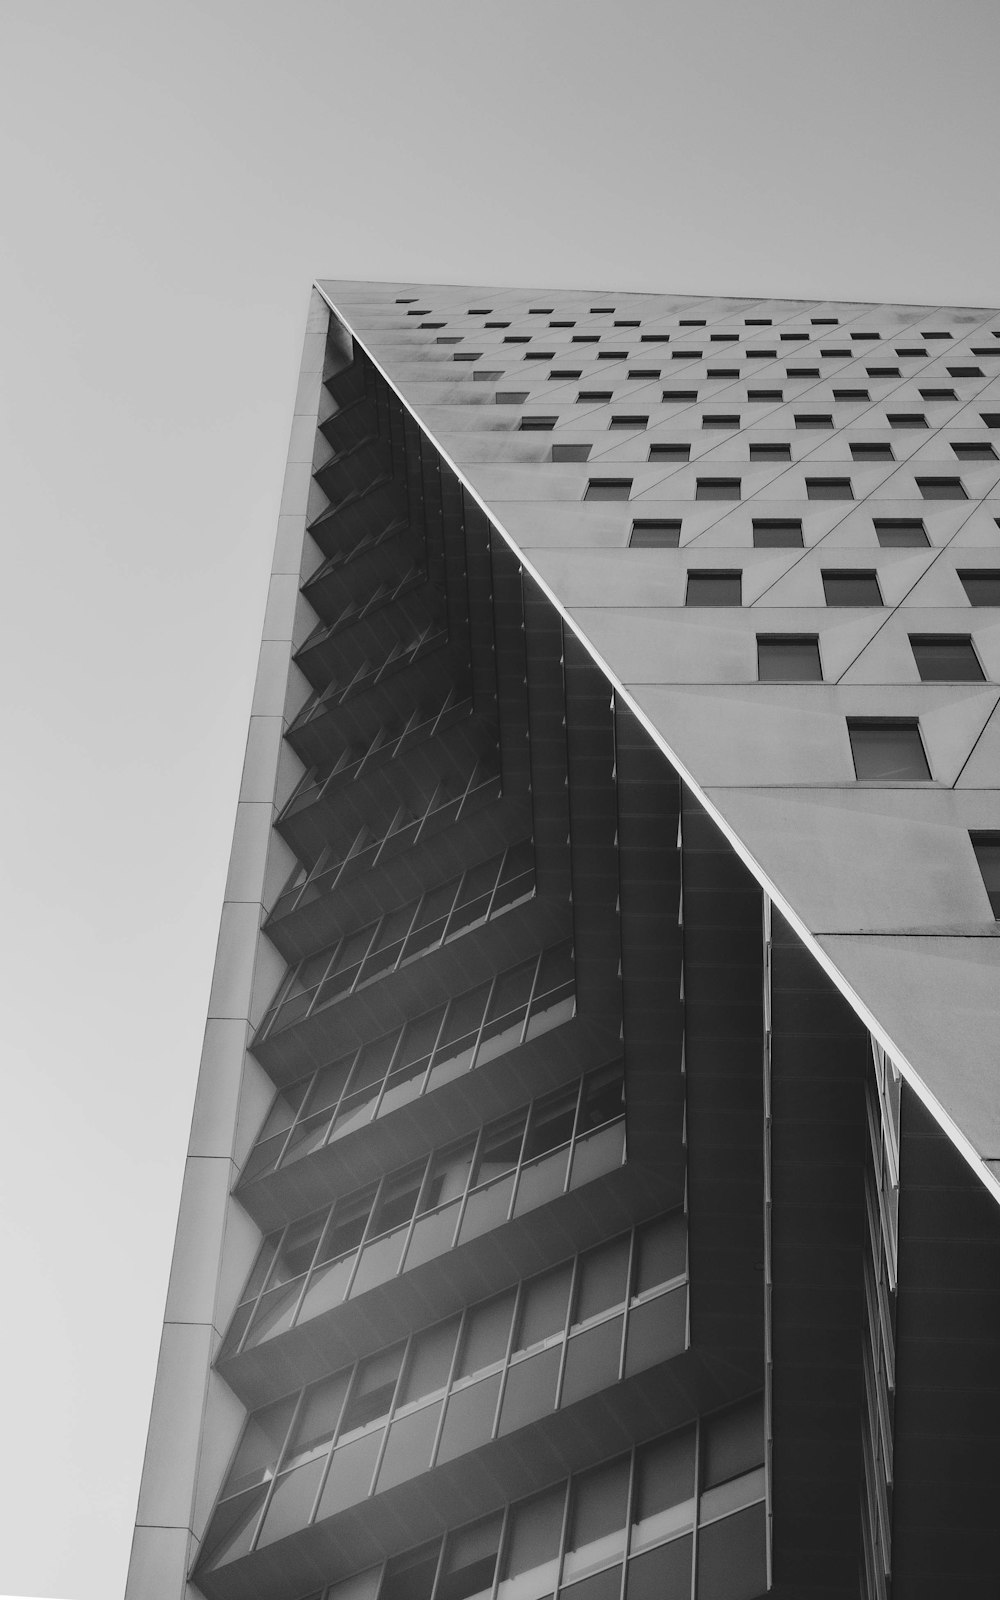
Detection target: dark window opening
<box><xmin>909</xmin><ymin>635</ymin><xmax>984</xmax><ymax>682</ymax></box>
<box><xmin>554</xmin><ymin>444</ymin><xmax>592</xmax><ymax>462</ymax></box>
<box><xmin>874</xmin><ymin>519</ymin><xmax>928</xmax><ymax>548</ymax></box>
<box><xmin>848</xmin><ymin>719</ymin><xmax>931</xmax><ymax>782</ymax></box>
<box><xmin>630</xmin><ymin>520</ymin><xmax>682</xmax><ymax>548</ymax></box>
<box><xmin>649</xmin><ymin>444</ymin><xmax>691</xmax><ymax>462</ymax></box>
<box><xmin>887</xmin><ymin>413</ymin><xmax>927</xmax><ymax>427</ymax></box>
<box><xmin>959</xmin><ymin>570</ymin><xmax>1000</xmax><ymax>605</ymax></box>
<box><xmin>807</xmin><ymin>478</ymin><xmax>854</xmax><ymax>500</ymax></box>
<box><xmin>696</xmin><ymin>478</ymin><xmax>741</xmax><ymax>500</ymax></box>
<box><xmin>795</xmin><ymin>414</ymin><xmax>834</xmax><ymax>429</ymax></box>
<box><xmin>757</xmin><ymin>635</ymin><xmax>822</xmax><ymax>681</ymax></box>
<box><xmin>850</xmin><ymin>443</ymin><xmax>895</xmax><ymax>461</ymax></box>
<box><xmin>970</xmin><ymin>833</ymin><xmax>1000</xmax><ymax>916</ymax></box>
<box><xmin>823</xmin><ymin>570</ymin><xmax>882</xmax><ymax>606</ymax></box>
<box><xmin>686</xmin><ymin>571</ymin><xmax>742</xmax><ymax>606</ymax></box>
<box><xmin>519</xmin><ymin>417</ymin><xmax>557</xmax><ymax>431</ymax></box>
<box><xmin>753</xmin><ymin>519</ymin><xmax>802</xmax><ymax>547</ymax></box>
<box><xmin>585</xmin><ymin>478</ymin><xmax>632</xmax><ymax>501</ymax></box>
<box><xmin>750</xmin><ymin>443</ymin><xmax>791</xmax><ymax>461</ymax></box>
<box><xmin>608</xmin><ymin>415</ymin><xmax>649</xmax><ymax>430</ymax></box>
<box><xmin>916</xmin><ymin>477</ymin><xmax>967</xmax><ymax>500</ymax></box>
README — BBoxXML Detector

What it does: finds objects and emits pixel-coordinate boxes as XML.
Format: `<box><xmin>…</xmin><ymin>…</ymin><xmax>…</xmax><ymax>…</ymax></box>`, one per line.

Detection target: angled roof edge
<box><xmin>314</xmin><ymin>278</ymin><xmax>1000</xmax><ymax>1208</ymax></box>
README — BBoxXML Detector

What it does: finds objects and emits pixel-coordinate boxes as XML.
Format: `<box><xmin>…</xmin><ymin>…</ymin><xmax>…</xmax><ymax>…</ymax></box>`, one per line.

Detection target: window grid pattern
<box><xmin>243</xmin><ymin>946</ymin><xmax>576</xmax><ymax>1182</ymax></box>
<box><xmin>260</xmin><ymin>843</ymin><xmax>536</xmax><ymax>1039</ymax></box>
<box><xmin>207</xmin><ymin>1400</ymin><xmax>766</xmax><ymax>1593</ymax></box>
<box><xmin>207</xmin><ymin>1215</ymin><xmax>689</xmax><ymax>1560</ymax></box>
<box><xmin>225</xmin><ymin>1064</ymin><xmax>627</xmax><ymax>1355</ymax></box>
<box><xmin>290</xmin><ymin>617</ymin><xmax>450</xmax><ymax>732</ymax></box>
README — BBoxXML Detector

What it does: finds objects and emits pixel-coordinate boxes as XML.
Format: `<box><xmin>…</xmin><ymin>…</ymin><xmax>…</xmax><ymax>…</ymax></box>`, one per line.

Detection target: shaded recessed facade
<box><xmin>127</xmin><ymin>283</ymin><xmax>1000</xmax><ymax>1600</ymax></box>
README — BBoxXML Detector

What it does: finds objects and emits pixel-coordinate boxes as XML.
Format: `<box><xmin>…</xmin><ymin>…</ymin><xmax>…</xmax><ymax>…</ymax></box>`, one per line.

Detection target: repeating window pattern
<box><xmin>205</xmin><ymin>1216</ymin><xmax>689</xmax><ymax>1564</ymax></box>
<box><xmin>243</xmin><ymin>946</ymin><xmax>576</xmax><ymax>1182</ymax></box>
<box><xmin>259</xmin><ymin>843</ymin><xmax>536</xmax><ymax>1039</ymax></box>
<box><xmin>225</xmin><ymin>1064</ymin><xmax>626</xmax><ymax>1355</ymax></box>
<box><xmin>860</xmin><ymin>1039</ymin><xmax>900</xmax><ymax>1600</ymax></box>
<box><xmin>290</xmin><ymin>619</ymin><xmax>449</xmax><ymax>732</ymax></box>
<box><xmin>279</xmin><ymin>1403</ymin><xmax>766</xmax><ymax>1600</ymax></box>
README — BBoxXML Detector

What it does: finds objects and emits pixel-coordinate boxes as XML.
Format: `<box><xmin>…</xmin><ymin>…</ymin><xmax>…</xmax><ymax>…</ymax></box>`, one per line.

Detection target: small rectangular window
<box><xmin>572</xmin><ymin>335</ymin><xmax>600</xmax><ymax>343</ymax></box>
<box><xmin>473</xmin><ymin>371</ymin><xmax>504</xmax><ymax>381</ymax></box>
<box><xmin>970</xmin><ymin>833</ymin><xmax>1000</xmax><ymax>916</ymax></box>
<box><xmin>867</xmin><ymin>367</ymin><xmax>901</xmax><ymax>377</ymax></box>
<box><xmin>524</xmin><ymin>351</ymin><xmax>554</xmax><ymax>361</ymax></box>
<box><xmin>640</xmin><ymin>334</ymin><xmax>672</xmax><ymax>343</ymax></box>
<box><xmin>628</xmin><ymin>369</ymin><xmax>660</xmax><ymax>379</ymax></box>
<box><xmin>591</xmin><ymin>306</ymin><xmax>615</xmax><ymax>314</ymax></box>
<box><xmin>549</xmin><ymin>320</ymin><xmax>574</xmax><ymax>328</ymax></box>
<box><xmin>485</xmin><ymin>321</ymin><xmax>510</xmax><ymax>328</ymax></box>
<box><xmin>948</xmin><ymin>366</ymin><xmax>984</xmax><ymax>377</ymax></box>
<box><xmin>707</xmin><ymin>368</ymin><xmax>740</xmax><ymax>378</ymax></box>
<box><xmin>553</xmin><ymin>444</ymin><xmax>592</xmax><ymax>462</ymax></box>
<box><xmin>615</xmin><ymin>319</ymin><xmax>641</xmax><ymax>327</ymax></box>
<box><xmin>795</xmin><ymin>414</ymin><xmax>834</xmax><ymax>429</ymax></box>
<box><xmin>887</xmin><ymin>413</ymin><xmax>927</xmax><ymax>427</ymax></box>
<box><xmin>453</xmin><ymin>352</ymin><xmax>482</xmax><ymax>362</ymax></box>
<box><xmin>519</xmin><ymin>417</ymin><xmax>558</xmax><ymax>431</ymax></box>
<box><xmin>468</xmin><ymin>308</ymin><xmax>492</xmax><ymax>314</ymax></box>
<box><xmin>686</xmin><ymin>571</ymin><xmax>742</xmax><ymax>606</ymax></box>
<box><xmin>746</xmin><ymin>350</ymin><xmax>777</xmax><ymax>360</ymax></box>
<box><xmin>896</xmin><ymin>347</ymin><xmax>927</xmax><ymax>358</ymax></box>
<box><xmin>528</xmin><ymin>308</ymin><xmax>553</xmax><ymax>315</ymax></box>
<box><xmin>745</xmin><ymin>318</ymin><xmax>772</xmax><ymax>326</ymax></box>
<box><xmin>873</xmin><ymin>518</ymin><xmax>928</xmax><ymax>548</ymax></box>
<box><xmin>750</xmin><ymin>443</ymin><xmax>791</xmax><ymax>461</ymax></box>
<box><xmin>834</xmin><ymin>389</ymin><xmax>871</xmax><ymax>401</ymax></box>
<box><xmin>678</xmin><ymin>319</ymin><xmax>706</xmax><ymax>327</ymax></box>
<box><xmin>662</xmin><ymin>389</ymin><xmax>698</xmax><ymax>402</ymax></box>
<box><xmin>710</xmin><ymin>333</ymin><xmax>739</xmax><ymax>342</ymax></box>
<box><xmin>823</xmin><ymin>570</ymin><xmax>882</xmax><ymax>606</ymax></box>
<box><xmin>922</xmin><ymin>331</ymin><xmax>952</xmax><ymax>340</ymax></box>
<box><xmin>851</xmin><ymin>332</ymin><xmax>880</xmax><ymax>342</ymax></box>
<box><xmin>850</xmin><ymin>442</ymin><xmax>894</xmax><ymax>461</ymax></box>
<box><xmin>671</xmin><ymin>350</ymin><xmax>702</xmax><ymax>360</ymax></box>
<box><xmin>701</xmin><ymin>414</ymin><xmax>740</xmax><ymax>429</ymax></box>
<box><xmin>609</xmin><ymin>415</ymin><xmax>649</xmax><ymax>430</ymax></box>
<box><xmin>807</xmin><ymin>477</ymin><xmax>854</xmax><ymax>499</ymax></box>
<box><xmin>585</xmin><ymin>478</ymin><xmax>632</xmax><ymax>501</ymax></box>
<box><xmin>748</xmin><ymin>389</ymin><xmax>782</xmax><ymax>401</ymax></box>
<box><xmin>786</xmin><ymin>367</ymin><xmax>820</xmax><ymax>378</ymax></box>
<box><xmin>916</xmin><ymin>477</ymin><xmax>967</xmax><ymax>500</ymax></box>
<box><xmin>909</xmin><ymin>635</ymin><xmax>984</xmax><ymax>682</ymax></box>
<box><xmin>598</xmin><ymin>350</ymin><xmax>628</xmax><ymax>360</ymax></box>
<box><xmin>952</xmin><ymin>442</ymin><xmax>997</xmax><ymax>460</ymax></box>
<box><xmin>696</xmin><ymin>478</ymin><xmax>741</xmax><ymax>500</ymax></box>
<box><xmin>504</xmin><ymin>336</ymin><xmax>530</xmax><ymax>344</ymax></box>
<box><xmin>753</xmin><ymin>519</ymin><xmax>802</xmax><ymax>547</ymax></box>
<box><xmin>757</xmin><ymin>635</ymin><xmax>822</xmax><ymax>681</ymax></box>
<box><xmin>496</xmin><ymin>392</ymin><xmax>529</xmax><ymax>405</ymax></box>
<box><xmin>822</xmin><ymin>349</ymin><xmax>852</xmax><ymax>359</ymax></box>
<box><xmin>578</xmin><ymin>390</ymin><xmax>613</xmax><ymax>402</ymax></box>
<box><xmin>549</xmin><ymin>369</ymin><xmax>582</xmax><ymax>379</ymax></box>
<box><xmin>972</xmin><ymin>347</ymin><xmax>1000</xmax><ymax>357</ymax></box>
<box><xmin>979</xmin><ymin>413</ymin><xmax>1000</xmax><ymax>428</ymax></box>
<box><xmin>396</xmin><ymin>297</ymin><xmax>418</xmax><ymax>304</ymax></box>
<box><xmin>780</xmin><ymin>332</ymin><xmax>809</xmax><ymax>342</ymax></box>
<box><xmin>811</xmin><ymin>317</ymin><xmax>839</xmax><ymax>324</ymax></box>
<box><xmin>959</xmin><ymin>570</ymin><xmax>1000</xmax><ymax>605</ymax></box>
<box><xmin>920</xmin><ymin>388</ymin><xmax>957</xmax><ymax>400</ymax></box>
<box><xmin>630</xmin><ymin>519</ymin><xmax>682</xmax><ymax>548</ymax></box>
<box><xmin>848</xmin><ymin>719</ymin><xmax>930</xmax><ymax>781</ymax></box>
<box><xmin>649</xmin><ymin>444</ymin><xmax>691</xmax><ymax>461</ymax></box>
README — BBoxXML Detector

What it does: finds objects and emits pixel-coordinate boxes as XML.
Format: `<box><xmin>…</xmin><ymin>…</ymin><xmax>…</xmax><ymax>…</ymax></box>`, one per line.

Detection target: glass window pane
<box><xmin>499</xmin><ymin>1485</ymin><xmax>566</xmax><ymax>1600</ymax></box>
<box><xmin>398</xmin><ymin>1318</ymin><xmax>461</xmax><ymax>1405</ymax></box>
<box><xmin>436</xmin><ymin>1371</ymin><xmax>503</xmax><ymax>1464</ymax></box>
<box><xmin>559</xmin><ymin>1569</ymin><xmax>623</xmax><ymax>1600</ymax></box>
<box><xmin>910</xmin><ymin>636</ymin><xmax>983</xmax><ymax>681</ymax></box>
<box><xmin>498</xmin><ymin>1346</ymin><xmax>562</xmax><ymax>1435</ymax></box>
<box><xmin>256</xmin><ymin>1457</ymin><xmax>325</xmax><ymax>1547</ymax></box>
<box><xmin>437</xmin><ymin>1515</ymin><xmax>503</xmax><ymax>1600</ymax></box>
<box><xmin>403</xmin><ymin>1197</ymin><xmax>463</xmax><ymax>1269</ymax></box>
<box><xmin>686</xmin><ymin>573</ymin><xmax>741</xmax><ymax>606</ymax></box>
<box><xmin>283</xmin><ymin>1373</ymin><xmax>349</xmax><ymax>1469</ymax></box>
<box><xmin>624</xmin><ymin>1289</ymin><xmax>687</xmax><ymax>1378</ymax></box>
<box><xmin>457</xmin><ymin>1291</ymin><xmax>517</xmax><ymax>1378</ymax></box>
<box><xmin>757</xmin><ymin>636</ymin><xmax>822</xmax><ymax>682</ymax></box>
<box><xmin>699</xmin><ymin>1466</ymin><xmax>767</xmax><ymax>1526</ymax></box>
<box><xmin>848</xmin><ymin>720</ymin><xmax>930</xmax><ymax>781</ymax></box>
<box><xmin>375</xmin><ymin>1400</ymin><xmax>443</xmax><ymax>1492</ymax></box>
<box><xmin>563</xmin><ymin>1456</ymin><xmax>630</xmax><ymax>1582</ymax></box>
<box><xmin>340</xmin><ymin>1345</ymin><xmax>405</xmax><ymax>1437</ymax></box>
<box><xmin>201</xmin><ymin>1484</ymin><xmax>268</xmax><ymax>1569</ymax></box>
<box><xmin>634</xmin><ymin>1215</ymin><xmax>687</xmax><ymax>1296</ymax></box>
<box><xmin>458</xmin><ymin>1173</ymin><xmax>517</xmax><ymax>1244</ymax></box>
<box><xmin>822</xmin><ymin>571</ymin><xmax>881</xmax><ymax>606</ymax></box>
<box><xmin>625</xmin><ymin>1538</ymin><xmax>693</xmax><ymax>1600</ymax></box>
<box><xmin>694</xmin><ymin>1504</ymin><xmax>767</xmax><ymax>1600</ymax></box>
<box><xmin>633</xmin><ymin>1429</ymin><xmax>697</xmax><ymax>1554</ymax></box>
<box><xmin>382</xmin><ymin>1542</ymin><xmax>440</xmax><ymax>1600</ymax></box>
<box><xmin>701</xmin><ymin>1396</ymin><xmax>765</xmax><ymax>1489</ymax></box>
<box><xmin>560</xmin><ymin>1315</ymin><xmax>624</xmax><ymax>1407</ymax></box>
<box><xmin>473</xmin><ymin>1116</ymin><xmax>528</xmax><ymax>1186</ymax></box>
<box><xmin>316</xmin><ymin>1430</ymin><xmax>383</xmax><ymax>1518</ymax></box>
<box><xmin>350</xmin><ymin>1225</ymin><xmax>410</xmax><ymax>1297</ymax></box>
<box><xmin>574</xmin><ymin>1236</ymin><xmax>630</xmax><ymax>1326</ymax></box>
<box><xmin>514</xmin><ymin>1146</ymin><xmax>571</xmax><ymax>1214</ymax></box>
<box><xmin>568</xmin><ymin>1122</ymin><xmax>625</xmax><ymax>1190</ymax></box>
<box><xmin>222</xmin><ymin>1396</ymin><xmax>296</xmax><ymax>1497</ymax></box>
<box><xmin>515</xmin><ymin>1265</ymin><xmax>573</xmax><ymax>1353</ymax></box>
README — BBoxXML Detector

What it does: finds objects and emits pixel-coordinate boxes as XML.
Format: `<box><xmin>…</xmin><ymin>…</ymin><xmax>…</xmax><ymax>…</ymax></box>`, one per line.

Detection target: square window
<box><xmin>662</xmin><ymin>389</ymin><xmax>698</xmax><ymax>402</ymax></box>
<box><xmin>579</xmin><ymin>390</ymin><xmax>613</xmax><ymax>402</ymax></box>
<box><xmin>702</xmin><ymin>415</ymin><xmax>740</xmax><ymax>429</ymax></box>
<box><xmin>959</xmin><ymin>570</ymin><xmax>1000</xmax><ymax>605</ymax></box>
<box><xmin>748</xmin><ymin>389</ymin><xmax>782</xmax><ymax>401</ymax></box>
<box><xmin>795</xmin><ymin>414</ymin><xmax>833</xmax><ymax>429</ymax></box>
<box><xmin>848</xmin><ymin>719</ymin><xmax>930</xmax><ymax>781</ymax></box>
<box><xmin>520</xmin><ymin>417</ymin><xmax>557</xmax><ymax>431</ymax></box>
<box><xmin>649</xmin><ymin>444</ymin><xmax>691</xmax><ymax>462</ymax></box>
<box><xmin>786</xmin><ymin>367</ymin><xmax>820</xmax><ymax>378</ymax></box>
<box><xmin>887</xmin><ymin>413</ymin><xmax>927</xmax><ymax>428</ymax></box>
<box><xmin>609</xmin><ymin>415</ymin><xmax>649</xmax><ymax>430</ymax></box>
<box><xmin>909</xmin><ymin>635</ymin><xmax>984</xmax><ymax>682</ymax></box>
<box><xmin>757</xmin><ymin>635</ymin><xmax>822</xmax><ymax>681</ymax></box>
<box><xmin>686</xmin><ymin>571</ymin><xmax>742</xmax><ymax>606</ymax></box>
<box><xmin>867</xmin><ymin>367</ymin><xmax>901</xmax><ymax>377</ymax></box>
<box><xmin>807</xmin><ymin>478</ymin><xmax>854</xmax><ymax>500</ymax></box>
<box><xmin>970</xmin><ymin>832</ymin><xmax>1000</xmax><ymax>916</ymax></box>
<box><xmin>554</xmin><ymin>444</ymin><xmax>592</xmax><ymax>462</ymax></box>
<box><xmin>873</xmin><ymin>519</ymin><xmax>928</xmax><ymax>548</ymax></box>
<box><xmin>823</xmin><ymin>570</ymin><xmax>882</xmax><ymax>606</ymax></box>
<box><xmin>750</xmin><ymin>443</ymin><xmax>791</xmax><ymax>461</ymax></box>
<box><xmin>980</xmin><ymin>413</ymin><xmax>1000</xmax><ymax>428</ymax></box>
<box><xmin>952</xmin><ymin>442</ymin><xmax>997</xmax><ymax>460</ymax></box>
<box><xmin>834</xmin><ymin>389</ymin><xmax>870</xmax><ymax>401</ymax></box>
<box><xmin>630</xmin><ymin>519</ymin><xmax>682</xmax><ymax>548</ymax></box>
<box><xmin>496</xmin><ymin>392</ymin><xmax>529</xmax><ymax>405</ymax></box>
<box><xmin>707</xmin><ymin>368</ymin><xmax>740</xmax><ymax>378</ymax></box>
<box><xmin>920</xmin><ymin>388</ymin><xmax>957</xmax><ymax>400</ymax></box>
<box><xmin>585</xmin><ymin>478</ymin><xmax>632</xmax><ymax>501</ymax></box>
<box><xmin>753</xmin><ymin>519</ymin><xmax>803</xmax><ymax>547</ymax></box>
<box><xmin>917</xmin><ymin>477</ymin><xmax>967</xmax><ymax>500</ymax></box>
<box><xmin>473</xmin><ymin>371</ymin><xmax>504</xmax><ymax>382</ymax></box>
<box><xmin>850</xmin><ymin>442</ymin><xmax>895</xmax><ymax>461</ymax></box>
<box><xmin>696</xmin><ymin>478</ymin><xmax>741</xmax><ymax>500</ymax></box>
<box><xmin>949</xmin><ymin>366</ymin><xmax>984</xmax><ymax>377</ymax></box>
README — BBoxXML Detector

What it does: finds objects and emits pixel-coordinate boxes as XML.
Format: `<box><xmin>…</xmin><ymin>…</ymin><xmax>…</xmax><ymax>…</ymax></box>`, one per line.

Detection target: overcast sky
<box><xmin>1</xmin><ymin>2</ymin><xmax>998</xmax><ymax>1595</ymax></box>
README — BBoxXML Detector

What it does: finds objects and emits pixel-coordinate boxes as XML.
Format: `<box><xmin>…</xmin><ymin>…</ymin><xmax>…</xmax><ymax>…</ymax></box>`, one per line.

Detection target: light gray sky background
<box><xmin>0</xmin><ymin>1</ymin><xmax>997</xmax><ymax>1595</ymax></box>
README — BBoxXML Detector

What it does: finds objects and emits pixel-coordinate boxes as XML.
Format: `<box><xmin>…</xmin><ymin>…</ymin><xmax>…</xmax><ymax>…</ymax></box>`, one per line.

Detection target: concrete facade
<box><xmin>127</xmin><ymin>282</ymin><xmax>1000</xmax><ymax>1600</ymax></box>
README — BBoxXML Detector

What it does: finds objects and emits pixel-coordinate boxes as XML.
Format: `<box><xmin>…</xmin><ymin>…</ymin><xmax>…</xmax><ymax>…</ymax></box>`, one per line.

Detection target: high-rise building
<box><xmin>126</xmin><ymin>282</ymin><xmax>1000</xmax><ymax>1600</ymax></box>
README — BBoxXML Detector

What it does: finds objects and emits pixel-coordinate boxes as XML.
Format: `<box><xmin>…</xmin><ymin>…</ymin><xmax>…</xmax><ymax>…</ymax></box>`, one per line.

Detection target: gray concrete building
<box><xmin>127</xmin><ymin>282</ymin><xmax>1000</xmax><ymax>1600</ymax></box>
